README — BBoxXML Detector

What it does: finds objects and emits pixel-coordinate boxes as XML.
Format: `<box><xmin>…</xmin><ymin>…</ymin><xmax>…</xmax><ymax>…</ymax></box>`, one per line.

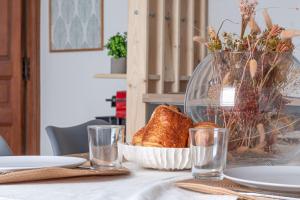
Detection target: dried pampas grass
<box><xmin>201</xmin><ymin>0</ymin><xmax>299</xmax><ymax>155</ymax></box>
<box><xmin>249</xmin><ymin>59</ymin><xmax>257</xmax><ymax>78</ymax></box>
<box><xmin>222</xmin><ymin>72</ymin><xmax>232</xmax><ymax>85</ymax></box>
<box><xmin>281</xmin><ymin>29</ymin><xmax>300</xmax><ymax>40</ymax></box>
<box><xmin>208</xmin><ymin>26</ymin><xmax>218</xmax><ymax>39</ymax></box>
<box><xmin>256</xmin><ymin>123</ymin><xmax>266</xmax><ymax>146</ymax></box>
<box><xmin>249</xmin><ymin>16</ymin><xmax>261</xmax><ymax>34</ymax></box>
<box><xmin>262</xmin><ymin>9</ymin><xmax>273</xmax><ymax>29</ymax></box>
<box><xmin>193</xmin><ymin>36</ymin><xmax>206</xmax><ymax>44</ymax></box>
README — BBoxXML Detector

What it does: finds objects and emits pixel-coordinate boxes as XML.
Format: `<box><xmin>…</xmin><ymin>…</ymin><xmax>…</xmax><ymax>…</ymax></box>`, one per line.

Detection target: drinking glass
<box><xmin>189</xmin><ymin>127</ymin><xmax>229</xmax><ymax>180</ymax></box>
<box><xmin>87</xmin><ymin>125</ymin><xmax>125</xmax><ymax>168</ymax></box>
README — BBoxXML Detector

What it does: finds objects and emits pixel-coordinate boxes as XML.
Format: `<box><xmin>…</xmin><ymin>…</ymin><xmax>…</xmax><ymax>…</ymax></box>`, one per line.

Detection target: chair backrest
<box><xmin>0</xmin><ymin>136</ymin><xmax>13</xmax><ymax>156</ymax></box>
<box><xmin>46</xmin><ymin>119</ymin><xmax>109</xmax><ymax>156</ymax></box>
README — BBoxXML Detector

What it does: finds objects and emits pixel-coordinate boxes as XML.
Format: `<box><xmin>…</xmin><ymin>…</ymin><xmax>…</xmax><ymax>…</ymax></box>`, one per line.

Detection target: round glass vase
<box><xmin>185</xmin><ymin>51</ymin><xmax>300</xmax><ymax>166</ymax></box>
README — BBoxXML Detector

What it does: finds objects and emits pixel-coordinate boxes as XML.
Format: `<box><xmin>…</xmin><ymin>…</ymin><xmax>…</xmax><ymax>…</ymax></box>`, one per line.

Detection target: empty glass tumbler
<box><xmin>88</xmin><ymin>125</ymin><xmax>125</xmax><ymax>168</ymax></box>
<box><xmin>189</xmin><ymin>127</ymin><xmax>229</xmax><ymax>180</ymax></box>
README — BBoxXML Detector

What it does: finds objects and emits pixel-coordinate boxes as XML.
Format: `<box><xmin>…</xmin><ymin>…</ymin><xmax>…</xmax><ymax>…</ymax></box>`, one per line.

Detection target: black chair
<box><xmin>0</xmin><ymin>136</ymin><xmax>13</xmax><ymax>156</ymax></box>
<box><xmin>46</xmin><ymin>119</ymin><xmax>109</xmax><ymax>156</ymax></box>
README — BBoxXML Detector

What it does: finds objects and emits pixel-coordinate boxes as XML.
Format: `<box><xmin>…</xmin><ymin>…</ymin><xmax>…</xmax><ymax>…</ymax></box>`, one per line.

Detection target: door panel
<box><xmin>0</xmin><ymin>80</ymin><xmax>10</xmax><ymax>103</ymax></box>
<box><xmin>0</xmin><ymin>0</ymin><xmax>23</xmax><ymax>154</ymax></box>
<box><xmin>0</xmin><ymin>0</ymin><xmax>9</xmax><ymax>57</ymax></box>
<box><xmin>0</xmin><ymin>0</ymin><xmax>11</xmax><ymax>76</ymax></box>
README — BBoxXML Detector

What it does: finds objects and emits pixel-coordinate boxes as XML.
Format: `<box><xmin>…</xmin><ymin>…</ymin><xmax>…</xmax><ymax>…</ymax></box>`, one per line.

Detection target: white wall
<box><xmin>40</xmin><ymin>0</ymin><xmax>128</xmax><ymax>155</ymax></box>
<box><xmin>209</xmin><ymin>0</ymin><xmax>300</xmax><ymax>59</ymax></box>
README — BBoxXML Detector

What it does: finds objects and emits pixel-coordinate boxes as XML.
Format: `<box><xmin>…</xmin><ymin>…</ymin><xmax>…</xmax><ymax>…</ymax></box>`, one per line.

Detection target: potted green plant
<box><xmin>105</xmin><ymin>32</ymin><xmax>127</xmax><ymax>73</ymax></box>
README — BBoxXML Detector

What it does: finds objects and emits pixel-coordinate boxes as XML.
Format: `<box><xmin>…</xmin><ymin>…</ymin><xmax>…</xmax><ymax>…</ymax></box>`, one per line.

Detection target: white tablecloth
<box><xmin>0</xmin><ymin>163</ymin><xmax>237</xmax><ymax>200</ymax></box>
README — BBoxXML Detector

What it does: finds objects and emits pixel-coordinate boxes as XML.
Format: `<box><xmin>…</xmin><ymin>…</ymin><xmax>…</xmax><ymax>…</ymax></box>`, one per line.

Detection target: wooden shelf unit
<box><xmin>94</xmin><ymin>73</ymin><xmax>127</xmax><ymax>79</ymax></box>
<box><xmin>126</xmin><ymin>0</ymin><xmax>209</xmax><ymax>140</ymax></box>
<box><xmin>143</xmin><ymin>93</ymin><xmax>185</xmax><ymax>105</ymax></box>
<box><xmin>94</xmin><ymin>73</ymin><xmax>165</xmax><ymax>80</ymax></box>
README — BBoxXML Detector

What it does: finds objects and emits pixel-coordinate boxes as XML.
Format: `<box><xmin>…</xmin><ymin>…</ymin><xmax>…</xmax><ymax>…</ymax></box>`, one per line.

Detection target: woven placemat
<box><xmin>0</xmin><ymin>154</ymin><xmax>129</xmax><ymax>184</ymax></box>
<box><xmin>0</xmin><ymin>167</ymin><xmax>129</xmax><ymax>184</ymax></box>
<box><xmin>175</xmin><ymin>179</ymin><xmax>300</xmax><ymax>200</ymax></box>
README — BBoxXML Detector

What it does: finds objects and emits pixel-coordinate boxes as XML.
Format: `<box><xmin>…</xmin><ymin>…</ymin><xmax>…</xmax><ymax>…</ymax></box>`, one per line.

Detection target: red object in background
<box><xmin>116</xmin><ymin>91</ymin><xmax>126</xmax><ymax>119</ymax></box>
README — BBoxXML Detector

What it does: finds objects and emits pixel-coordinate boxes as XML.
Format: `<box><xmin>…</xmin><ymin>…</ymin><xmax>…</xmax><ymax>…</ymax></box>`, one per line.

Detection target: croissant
<box><xmin>194</xmin><ymin>121</ymin><xmax>219</xmax><ymax>128</ymax></box>
<box><xmin>133</xmin><ymin>105</ymin><xmax>193</xmax><ymax>148</ymax></box>
<box><xmin>132</xmin><ymin>127</ymin><xmax>144</xmax><ymax>145</ymax></box>
<box><xmin>192</xmin><ymin>121</ymin><xmax>219</xmax><ymax>146</ymax></box>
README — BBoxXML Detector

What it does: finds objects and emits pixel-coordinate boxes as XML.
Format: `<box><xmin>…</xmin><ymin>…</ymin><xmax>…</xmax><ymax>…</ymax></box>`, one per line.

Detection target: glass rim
<box><xmin>189</xmin><ymin>127</ymin><xmax>228</xmax><ymax>133</ymax></box>
<box><xmin>87</xmin><ymin>125</ymin><xmax>125</xmax><ymax>129</ymax></box>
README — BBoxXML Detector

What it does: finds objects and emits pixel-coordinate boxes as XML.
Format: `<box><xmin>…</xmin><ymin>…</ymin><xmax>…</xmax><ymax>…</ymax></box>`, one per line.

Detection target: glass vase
<box><xmin>185</xmin><ymin>51</ymin><xmax>300</xmax><ymax>166</ymax></box>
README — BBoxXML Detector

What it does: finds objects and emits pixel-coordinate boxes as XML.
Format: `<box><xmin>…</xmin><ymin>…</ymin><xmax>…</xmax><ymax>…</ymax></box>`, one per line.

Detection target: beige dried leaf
<box><xmin>249</xmin><ymin>59</ymin><xmax>257</xmax><ymax>78</ymax></box>
<box><xmin>193</xmin><ymin>36</ymin><xmax>206</xmax><ymax>44</ymax></box>
<box><xmin>280</xmin><ymin>29</ymin><xmax>300</xmax><ymax>40</ymax></box>
<box><xmin>262</xmin><ymin>9</ymin><xmax>273</xmax><ymax>29</ymax></box>
<box><xmin>208</xmin><ymin>26</ymin><xmax>218</xmax><ymax>39</ymax></box>
<box><xmin>236</xmin><ymin>146</ymin><xmax>249</xmax><ymax>154</ymax></box>
<box><xmin>249</xmin><ymin>16</ymin><xmax>261</xmax><ymax>34</ymax></box>
<box><xmin>256</xmin><ymin>123</ymin><xmax>266</xmax><ymax>145</ymax></box>
<box><xmin>222</xmin><ymin>72</ymin><xmax>231</xmax><ymax>85</ymax></box>
<box><xmin>249</xmin><ymin>147</ymin><xmax>267</xmax><ymax>155</ymax></box>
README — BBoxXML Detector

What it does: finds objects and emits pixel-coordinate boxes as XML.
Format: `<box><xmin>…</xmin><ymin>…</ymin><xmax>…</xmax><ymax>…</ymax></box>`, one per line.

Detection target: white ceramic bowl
<box><xmin>118</xmin><ymin>143</ymin><xmax>191</xmax><ymax>170</ymax></box>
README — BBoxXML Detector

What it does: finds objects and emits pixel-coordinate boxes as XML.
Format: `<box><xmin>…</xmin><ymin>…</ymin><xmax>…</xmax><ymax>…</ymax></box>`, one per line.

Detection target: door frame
<box><xmin>23</xmin><ymin>0</ymin><xmax>40</xmax><ymax>154</ymax></box>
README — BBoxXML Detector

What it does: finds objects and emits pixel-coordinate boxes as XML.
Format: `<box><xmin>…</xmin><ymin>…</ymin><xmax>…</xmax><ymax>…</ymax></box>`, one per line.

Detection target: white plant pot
<box><xmin>111</xmin><ymin>57</ymin><xmax>127</xmax><ymax>74</ymax></box>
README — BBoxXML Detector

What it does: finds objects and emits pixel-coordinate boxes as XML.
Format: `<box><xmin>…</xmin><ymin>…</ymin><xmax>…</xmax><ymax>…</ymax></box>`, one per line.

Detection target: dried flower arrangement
<box><xmin>193</xmin><ymin>0</ymin><xmax>300</xmax><ymax>156</ymax></box>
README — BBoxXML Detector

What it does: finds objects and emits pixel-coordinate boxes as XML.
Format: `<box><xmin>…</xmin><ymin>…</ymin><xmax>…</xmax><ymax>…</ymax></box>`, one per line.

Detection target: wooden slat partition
<box><xmin>164</xmin><ymin>0</ymin><xmax>175</xmax><ymax>89</ymax></box>
<box><xmin>187</xmin><ymin>0</ymin><xmax>195</xmax><ymax>76</ymax></box>
<box><xmin>194</xmin><ymin>0</ymin><xmax>201</xmax><ymax>65</ymax></box>
<box><xmin>126</xmin><ymin>0</ymin><xmax>208</xmax><ymax>139</ymax></box>
<box><xmin>200</xmin><ymin>0</ymin><xmax>208</xmax><ymax>60</ymax></box>
<box><xmin>179</xmin><ymin>0</ymin><xmax>188</xmax><ymax>92</ymax></box>
<box><xmin>126</xmin><ymin>0</ymin><xmax>149</xmax><ymax>141</ymax></box>
<box><xmin>157</xmin><ymin>0</ymin><xmax>166</xmax><ymax>93</ymax></box>
<box><xmin>148</xmin><ymin>0</ymin><xmax>158</xmax><ymax>93</ymax></box>
<box><xmin>171</xmin><ymin>0</ymin><xmax>181</xmax><ymax>93</ymax></box>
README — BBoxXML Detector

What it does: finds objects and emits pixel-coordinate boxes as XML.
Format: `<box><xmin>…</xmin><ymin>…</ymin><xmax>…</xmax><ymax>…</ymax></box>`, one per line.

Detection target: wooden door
<box><xmin>0</xmin><ymin>0</ymin><xmax>24</xmax><ymax>154</ymax></box>
<box><xmin>23</xmin><ymin>0</ymin><xmax>40</xmax><ymax>155</ymax></box>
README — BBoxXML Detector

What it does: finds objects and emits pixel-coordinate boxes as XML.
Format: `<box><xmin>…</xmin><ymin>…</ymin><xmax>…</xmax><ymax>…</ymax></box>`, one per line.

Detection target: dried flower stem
<box><xmin>217</xmin><ymin>19</ymin><xmax>239</xmax><ymax>36</ymax></box>
<box><xmin>262</xmin><ymin>9</ymin><xmax>273</xmax><ymax>29</ymax></box>
<box><xmin>229</xmin><ymin>118</ymin><xmax>300</xmax><ymax>142</ymax></box>
<box><xmin>202</xmin><ymin>0</ymin><xmax>299</xmax><ymax>154</ymax></box>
